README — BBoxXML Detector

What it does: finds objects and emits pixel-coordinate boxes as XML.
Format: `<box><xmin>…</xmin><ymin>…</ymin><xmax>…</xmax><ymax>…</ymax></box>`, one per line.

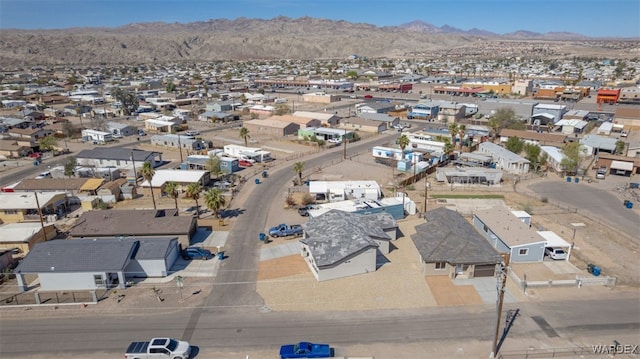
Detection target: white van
<box><xmin>35</xmin><ymin>171</ymin><xmax>52</xmax><ymax>179</ymax></box>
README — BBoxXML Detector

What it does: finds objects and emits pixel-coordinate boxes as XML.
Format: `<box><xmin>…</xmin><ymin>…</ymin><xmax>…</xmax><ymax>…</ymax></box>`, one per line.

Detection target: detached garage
<box><xmin>610</xmin><ymin>160</ymin><xmax>634</xmax><ymax>176</ymax></box>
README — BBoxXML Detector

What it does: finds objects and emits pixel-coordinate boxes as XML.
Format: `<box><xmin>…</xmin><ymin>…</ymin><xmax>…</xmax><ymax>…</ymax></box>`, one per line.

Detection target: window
<box><xmin>93</xmin><ymin>275</ymin><xmax>104</xmax><ymax>287</ymax></box>
<box><xmin>4</xmin><ymin>210</ymin><xmax>18</xmax><ymax>215</ymax></box>
<box><xmin>518</xmin><ymin>248</ymin><xmax>528</xmax><ymax>256</ymax></box>
<box><xmin>435</xmin><ymin>262</ymin><xmax>446</xmax><ymax>270</ymax></box>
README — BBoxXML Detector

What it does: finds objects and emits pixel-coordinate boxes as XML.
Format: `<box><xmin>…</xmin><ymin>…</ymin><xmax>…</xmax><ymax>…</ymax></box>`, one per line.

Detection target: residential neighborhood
<box><xmin>0</xmin><ymin>9</ymin><xmax>639</xmax><ymax>359</ymax></box>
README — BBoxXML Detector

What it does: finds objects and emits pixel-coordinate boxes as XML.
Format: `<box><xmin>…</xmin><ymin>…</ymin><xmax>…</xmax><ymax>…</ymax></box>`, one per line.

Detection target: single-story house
<box><xmin>297</xmin><ymin>127</ymin><xmax>355</xmax><ymax>142</ymax></box>
<box><xmin>292</xmin><ymin>111</ymin><xmax>340</xmax><ymax>127</ymax></box>
<box><xmin>267</xmin><ymin>114</ymin><xmax>322</xmax><ymax>129</ymax></box>
<box><xmin>473</xmin><ymin>206</ymin><xmax>546</xmax><ymax>263</ymax></box>
<box><xmin>580</xmin><ymin>134</ymin><xmax>618</xmax><ymax>156</ymax></box>
<box><xmin>532</xmin><ymin>103</ymin><xmax>567</xmax><ymax>124</ymax></box>
<box><xmin>5</xmin><ymin>127</ymin><xmax>55</xmax><ymax>143</ymax></box>
<box><xmin>411</xmin><ymin>207</ymin><xmax>503</xmax><ymax>278</ymax></box>
<box><xmin>554</xmin><ymin>119</ymin><xmax>588</xmax><ymax>135</ymax></box>
<box><xmin>185</xmin><ymin>155</ymin><xmax>239</xmax><ymax>174</ymax></box>
<box><xmin>0</xmin><ymin>192</ymin><xmax>69</xmax><ymax>224</ymax></box>
<box><xmin>14</xmin><ymin>236</ymin><xmax>181</xmax><ymax>292</ymax></box>
<box><xmin>300</xmin><ymin>210</ymin><xmax>397</xmax><ymax>281</ymax></box>
<box><xmin>139</xmin><ymin>169</ymin><xmax>210</xmax><ymax>197</ymax></box>
<box><xmin>358</xmin><ymin>112</ymin><xmax>400</xmax><ymax>130</ymax></box>
<box><xmin>340</xmin><ymin>117</ymin><xmax>386</xmax><ymax>133</ymax></box>
<box><xmin>477</xmin><ymin>142</ymin><xmax>530</xmax><ymax>175</ymax></box>
<box><xmin>540</xmin><ymin>146</ymin><xmax>566</xmax><ymax>172</ymax></box>
<box><xmin>75</xmin><ymin>148</ymin><xmax>163</xmax><ymax>178</ymax></box>
<box><xmin>106</xmin><ymin>122</ymin><xmax>137</xmax><ymax>137</ymax></box>
<box><xmin>242</xmin><ymin>118</ymin><xmax>300</xmax><ymax>137</ymax></box>
<box><xmin>0</xmin><ymin>222</ymin><xmax>57</xmax><ymax>255</ymax></box>
<box><xmin>355</xmin><ymin>102</ymin><xmax>395</xmax><ymax>114</ymax></box>
<box><xmin>151</xmin><ymin>134</ymin><xmax>208</xmax><ymax>151</ymax></box>
<box><xmin>0</xmin><ymin>139</ymin><xmax>32</xmax><ymax>158</ymax></box>
<box><xmin>499</xmin><ymin>129</ymin><xmax>567</xmax><ymax>148</ymax></box>
<box><xmin>96</xmin><ymin>178</ymin><xmax>128</xmax><ymax>202</ymax></box>
<box><xmin>594</xmin><ymin>153</ymin><xmax>640</xmax><ymax>176</ymax></box>
<box><xmin>206</xmin><ymin>100</ymin><xmax>240</xmax><ymax>112</ymax></box>
<box><xmin>12</xmin><ymin>178</ymin><xmax>100</xmax><ymax>195</ymax></box>
<box><xmin>69</xmin><ymin>209</ymin><xmax>197</xmax><ymax>248</ymax></box>
<box><xmin>198</xmin><ymin>111</ymin><xmax>234</xmax><ymax>122</ymax></box>
<box><xmin>308</xmin><ymin>180</ymin><xmax>381</xmax><ymax>203</ymax></box>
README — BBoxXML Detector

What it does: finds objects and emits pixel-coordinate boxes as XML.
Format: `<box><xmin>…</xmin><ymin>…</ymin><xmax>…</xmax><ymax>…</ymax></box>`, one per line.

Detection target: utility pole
<box><xmin>178</xmin><ymin>134</ymin><xmax>183</xmax><ymax>164</ymax></box>
<box><xmin>130</xmin><ymin>151</ymin><xmax>137</xmax><ymax>187</ymax></box>
<box><xmin>491</xmin><ymin>252</ymin><xmax>510</xmax><ymax>358</ymax></box>
<box><xmin>423</xmin><ymin>177</ymin><xmax>430</xmax><ymax>214</ymax></box>
<box><xmin>33</xmin><ymin>191</ymin><xmax>47</xmax><ymax>243</ymax></box>
<box><xmin>343</xmin><ymin>122</ymin><xmax>348</xmax><ymax>160</ymax></box>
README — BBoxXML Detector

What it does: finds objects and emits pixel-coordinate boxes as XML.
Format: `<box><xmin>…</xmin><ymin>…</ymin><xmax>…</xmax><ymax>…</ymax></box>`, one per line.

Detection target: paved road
<box><xmin>0</xmin><ymin>295</ymin><xmax>637</xmax><ymax>357</ymax></box>
<box><xmin>526</xmin><ymin>180</ymin><xmax>640</xmax><ymax>240</ymax></box>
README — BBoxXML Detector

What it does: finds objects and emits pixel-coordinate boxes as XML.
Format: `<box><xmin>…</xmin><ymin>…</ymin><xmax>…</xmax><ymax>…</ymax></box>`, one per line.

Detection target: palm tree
<box><xmin>164</xmin><ymin>181</ymin><xmax>180</xmax><ymax>212</ymax></box>
<box><xmin>397</xmin><ymin>134</ymin><xmax>410</xmax><ymax>153</ymax></box>
<box><xmin>75</xmin><ymin>103</ymin><xmax>84</xmax><ymax>130</ymax></box>
<box><xmin>204</xmin><ymin>188</ymin><xmax>226</xmax><ymax>219</ymax></box>
<box><xmin>239</xmin><ymin>127</ymin><xmax>250</xmax><ymax>147</ymax></box>
<box><xmin>293</xmin><ymin>161</ymin><xmax>305</xmax><ymax>185</ymax></box>
<box><xmin>448</xmin><ymin>122</ymin><xmax>459</xmax><ymax>148</ymax></box>
<box><xmin>186</xmin><ymin>183</ymin><xmax>203</xmax><ymax>218</ymax></box>
<box><xmin>458</xmin><ymin>124</ymin><xmax>467</xmax><ymax>150</ymax></box>
<box><xmin>140</xmin><ymin>161</ymin><xmax>157</xmax><ymax>210</ymax></box>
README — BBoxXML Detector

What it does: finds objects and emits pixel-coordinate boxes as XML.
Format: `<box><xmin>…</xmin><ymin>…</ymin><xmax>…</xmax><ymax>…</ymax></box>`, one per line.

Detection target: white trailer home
<box><xmin>223</xmin><ymin>144</ymin><xmax>272</xmax><ymax>162</ymax></box>
<box><xmin>81</xmin><ymin>129</ymin><xmax>113</xmax><ymax>144</ymax></box>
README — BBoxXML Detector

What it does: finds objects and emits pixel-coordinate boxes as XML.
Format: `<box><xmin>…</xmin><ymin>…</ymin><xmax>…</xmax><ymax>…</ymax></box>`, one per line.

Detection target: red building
<box><xmin>596</xmin><ymin>88</ymin><xmax>621</xmax><ymax>104</ymax></box>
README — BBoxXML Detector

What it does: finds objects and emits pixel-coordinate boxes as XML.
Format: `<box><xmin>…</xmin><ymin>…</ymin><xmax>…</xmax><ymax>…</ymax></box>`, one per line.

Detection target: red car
<box><xmin>364</xmin><ymin>94</ymin><xmax>373</xmax><ymax>99</ymax></box>
<box><xmin>239</xmin><ymin>159</ymin><xmax>253</xmax><ymax>167</ymax></box>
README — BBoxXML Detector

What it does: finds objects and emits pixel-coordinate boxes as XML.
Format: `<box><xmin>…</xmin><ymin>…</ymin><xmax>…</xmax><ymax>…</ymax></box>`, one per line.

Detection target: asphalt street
<box><xmin>0</xmin><ymin>296</ymin><xmax>637</xmax><ymax>357</ymax></box>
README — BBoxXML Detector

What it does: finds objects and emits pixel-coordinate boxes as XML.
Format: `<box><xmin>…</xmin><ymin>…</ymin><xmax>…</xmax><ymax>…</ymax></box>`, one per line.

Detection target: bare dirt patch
<box><xmin>257</xmin><ymin>255</ymin><xmax>309</xmax><ymax>281</ymax></box>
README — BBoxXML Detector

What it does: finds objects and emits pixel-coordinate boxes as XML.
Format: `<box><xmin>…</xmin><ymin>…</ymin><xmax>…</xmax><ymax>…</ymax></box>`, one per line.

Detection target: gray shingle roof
<box><xmin>15</xmin><ymin>238</ymin><xmax>136</xmax><ymax>273</ymax></box>
<box><xmin>301</xmin><ymin>210</ymin><xmax>397</xmax><ymax>267</ymax></box>
<box><xmin>123</xmin><ymin>237</ymin><xmax>177</xmax><ymax>260</ymax></box>
<box><xmin>411</xmin><ymin>207</ymin><xmax>502</xmax><ymax>265</ymax></box>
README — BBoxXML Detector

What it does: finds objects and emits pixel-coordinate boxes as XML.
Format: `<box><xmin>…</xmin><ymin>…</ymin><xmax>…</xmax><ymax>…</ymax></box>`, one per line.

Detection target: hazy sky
<box><xmin>1</xmin><ymin>0</ymin><xmax>638</xmax><ymax>37</ymax></box>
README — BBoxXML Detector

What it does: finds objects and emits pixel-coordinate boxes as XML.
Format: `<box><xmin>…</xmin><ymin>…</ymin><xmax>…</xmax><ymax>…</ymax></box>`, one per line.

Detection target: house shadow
<box><xmin>388</xmin><ymin>241</ymin><xmax>399</xmax><ymax>253</ymax></box>
<box><xmin>169</xmin><ymin>257</ymin><xmax>191</xmax><ymax>272</ymax></box>
<box><xmin>375</xmin><ymin>253</ymin><xmax>391</xmax><ymax>269</ymax></box>
<box><xmin>220</xmin><ymin>208</ymin><xmax>245</xmax><ymax>219</ymax></box>
<box><xmin>189</xmin><ymin>227</ymin><xmax>213</xmax><ymax>246</ymax></box>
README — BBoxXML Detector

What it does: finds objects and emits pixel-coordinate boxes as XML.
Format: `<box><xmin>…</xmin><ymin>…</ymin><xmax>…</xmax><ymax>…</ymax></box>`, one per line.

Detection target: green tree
<box><xmin>458</xmin><ymin>124</ymin><xmax>467</xmax><ymax>149</ymax></box>
<box><xmin>346</xmin><ymin>70</ymin><xmax>358</xmax><ymax>79</ymax></box>
<box><xmin>560</xmin><ymin>142</ymin><xmax>581</xmax><ymax>175</ymax></box>
<box><xmin>505</xmin><ymin>137</ymin><xmax>525</xmax><ymax>154</ymax></box>
<box><xmin>38</xmin><ymin>136</ymin><xmax>58</xmax><ymax>152</ymax></box>
<box><xmin>164</xmin><ymin>181</ymin><xmax>180</xmax><ymax>212</ymax></box>
<box><xmin>140</xmin><ymin>161</ymin><xmax>157</xmax><ymax>210</ymax></box>
<box><xmin>110</xmin><ymin>87</ymin><xmax>139</xmax><ymax>116</ymax></box>
<box><xmin>293</xmin><ymin>161</ymin><xmax>305</xmax><ymax>185</ymax></box>
<box><xmin>63</xmin><ymin>156</ymin><xmax>77</xmax><ymax>178</ymax></box>
<box><xmin>204</xmin><ymin>188</ymin><xmax>226</xmax><ymax>219</ymax></box>
<box><xmin>205</xmin><ymin>155</ymin><xmax>222</xmax><ymax>179</ymax></box>
<box><xmin>62</xmin><ymin>121</ymin><xmax>76</xmax><ymax>138</ymax></box>
<box><xmin>165</xmin><ymin>81</ymin><xmax>176</xmax><ymax>93</ymax></box>
<box><xmin>488</xmin><ymin>107</ymin><xmax>517</xmax><ymax>137</ymax></box>
<box><xmin>239</xmin><ymin>127</ymin><xmax>250</xmax><ymax>147</ymax></box>
<box><xmin>523</xmin><ymin>143</ymin><xmax>542</xmax><ymax>172</ymax></box>
<box><xmin>274</xmin><ymin>103</ymin><xmax>291</xmax><ymax>116</ymax></box>
<box><xmin>615</xmin><ymin>140</ymin><xmax>626</xmax><ymax>155</ymax></box>
<box><xmin>186</xmin><ymin>183</ymin><xmax>203</xmax><ymax>218</ymax></box>
<box><xmin>448</xmin><ymin>122</ymin><xmax>459</xmax><ymax>144</ymax></box>
<box><xmin>397</xmin><ymin>134</ymin><xmax>410</xmax><ymax>153</ymax></box>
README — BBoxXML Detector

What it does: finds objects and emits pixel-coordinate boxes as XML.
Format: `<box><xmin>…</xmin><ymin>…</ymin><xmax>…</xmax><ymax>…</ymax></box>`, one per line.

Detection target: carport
<box><xmin>610</xmin><ymin>160</ymin><xmax>634</xmax><ymax>177</ymax></box>
<box><xmin>537</xmin><ymin>231</ymin><xmax>571</xmax><ymax>261</ymax></box>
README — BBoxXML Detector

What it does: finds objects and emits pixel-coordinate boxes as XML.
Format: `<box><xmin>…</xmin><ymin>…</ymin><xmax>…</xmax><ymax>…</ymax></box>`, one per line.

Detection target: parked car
<box><xmin>269</xmin><ymin>223</ymin><xmax>303</xmax><ymax>238</ymax></box>
<box><xmin>279</xmin><ymin>342</ymin><xmax>332</xmax><ymax>359</ymax></box>
<box><xmin>137</xmin><ymin>129</ymin><xmax>147</xmax><ymax>136</ymax></box>
<box><xmin>125</xmin><ymin>338</ymin><xmax>191</xmax><ymax>359</ymax></box>
<box><xmin>327</xmin><ymin>138</ymin><xmax>342</xmax><ymax>144</ymax></box>
<box><xmin>544</xmin><ymin>247</ymin><xmax>567</xmax><ymax>260</ymax></box>
<box><xmin>238</xmin><ymin>159</ymin><xmax>253</xmax><ymax>167</ymax></box>
<box><xmin>185</xmin><ymin>130</ymin><xmax>199</xmax><ymax>136</ymax></box>
<box><xmin>182</xmin><ymin>247</ymin><xmax>213</xmax><ymax>260</ymax></box>
<box><xmin>596</xmin><ymin>166</ymin><xmax>607</xmax><ymax>180</ymax></box>
<box><xmin>364</xmin><ymin>94</ymin><xmax>373</xmax><ymax>99</ymax></box>
<box><xmin>35</xmin><ymin>171</ymin><xmax>52</xmax><ymax>179</ymax></box>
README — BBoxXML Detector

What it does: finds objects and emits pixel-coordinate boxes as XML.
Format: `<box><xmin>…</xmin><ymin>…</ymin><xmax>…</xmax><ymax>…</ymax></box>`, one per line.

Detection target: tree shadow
<box><xmin>220</xmin><ymin>208</ymin><xmax>245</xmax><ymax>218</ymax></box>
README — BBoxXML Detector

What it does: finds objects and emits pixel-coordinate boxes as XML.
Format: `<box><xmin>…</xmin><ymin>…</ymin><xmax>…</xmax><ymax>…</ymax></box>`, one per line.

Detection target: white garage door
<box><xmin>610</xmin><ymin>160</ymin><xmax>633</xmax><ymax>171</ymax></box>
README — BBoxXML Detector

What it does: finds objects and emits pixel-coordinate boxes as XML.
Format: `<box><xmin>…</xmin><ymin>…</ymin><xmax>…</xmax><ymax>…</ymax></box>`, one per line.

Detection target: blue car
<box><xmin>279</xmin><ymin>342</ymin><xmax>332</xmax><ymax>358</ymax></box>
<box><xmin>182</xmin><ymin>247</ymin><xmax>213</xmax><ymax>260</ymax></box>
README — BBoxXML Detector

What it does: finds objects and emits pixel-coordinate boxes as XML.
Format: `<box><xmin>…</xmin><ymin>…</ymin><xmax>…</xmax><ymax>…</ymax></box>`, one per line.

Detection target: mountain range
<box><xmin>0</xmin><ymin>17</ymin><xmax>632</xmax><ymax>67</ymax></box>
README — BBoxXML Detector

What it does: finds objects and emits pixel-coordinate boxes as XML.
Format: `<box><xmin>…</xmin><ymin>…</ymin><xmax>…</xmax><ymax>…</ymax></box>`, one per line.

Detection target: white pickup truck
<box><xmin>124</xmin><ymin>337</ymin><xmax>191</xmax><ymax>359</ymax></box>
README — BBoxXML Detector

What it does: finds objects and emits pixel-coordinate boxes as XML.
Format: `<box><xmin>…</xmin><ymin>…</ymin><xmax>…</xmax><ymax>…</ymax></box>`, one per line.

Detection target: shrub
<box><xmin>285</xmin><ymin>195</ymin><xmax>297</xmax><ymax>207</ymax></box>
<box><xmin>301</xmin><ymin>194</ymin><xmax>315</xmax><ymax>205</ymax></box>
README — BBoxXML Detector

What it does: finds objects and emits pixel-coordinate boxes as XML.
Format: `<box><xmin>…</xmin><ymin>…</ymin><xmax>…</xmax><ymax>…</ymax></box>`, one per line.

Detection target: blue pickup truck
<box><xmin>268</xmin><ymin>223</ymin><xmax>303</xmax><ymax>238</ymax></box>
<box><xmin>279</xmin><ymin>341</ymin><xmax>332</xmax><ymax>358</ymax></box>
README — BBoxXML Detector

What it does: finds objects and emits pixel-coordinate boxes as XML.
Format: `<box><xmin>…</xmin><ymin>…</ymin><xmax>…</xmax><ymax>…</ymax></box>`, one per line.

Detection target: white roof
<box><xmin>540</xmin><ymin>146</ymin><xmax>565</xmax><ymax>163</ymax></box>
<box><xmin>510</xmin><ymin>210</ymin><xmax>531</xmax><ymax>219</ymax></box>
<box><xmin>140</xmin><ymin>169</ymin><xmax>207</xmax><ymax>187</ymax></box>
<box><xmin>309</xmin><ymin>180</ymin><xmax>380</xmax><ymax>194</ymax></box>
<box><xmin>555</xmin><ymin>119</ymin><xmax>588</xmax><ymax>129</ymax></box>
<box><xmin>293</xmin><ymin>111</ymin><xmax>337</xmax><ymax>121</ymax></box>
<box><xmin>0</xmin><ymin>192</ymin><xmax>67</xmax><ymax>209</ymax></box>
<box><xmin>145</xmin><ymin>119</ymin><xmax>175</xmax><ymax>126</ymax></box>
<box><xmin>536</xmin><ymin>231</ymin><xmax>570</xmax><ymax>248</ymax></box>
<box><xmin>0</xmin><ymin>222</ymin><xmax>50</xmax><ymax>243</ymax></box>
<box><xmin>308</xmin><ymin>197</ymin><xmax>401</xmax><ymax>217</ymax></box>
